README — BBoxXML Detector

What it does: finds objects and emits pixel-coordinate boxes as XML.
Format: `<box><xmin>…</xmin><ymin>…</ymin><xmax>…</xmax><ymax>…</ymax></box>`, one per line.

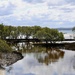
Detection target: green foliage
<box><xmin>0</xmin><ymin>39</ymin><xmax>12</xmax><ymax>52</ymax></box>
<box><xmin>72</xmin><ymin>27</ymin><xmax>75</xmax><ymax>32</ymax></box>
<box><xmin>35</xmin><ymin>27</ymin><xmax>64</xmax><ymax>42</ymax></box>
<box><xmin>58</xmin><ymin>32</ymin><xmax>64</xmax><ymax>40</ymax></box>
<box><xmin>34</xmin><ymin>29</ymin><xmax>46</xmax><ymax>39</ymax></box>
<box><xmin>21</xmin><ymin>26</ymin><xmax>32</xmax><ymax>39</ymax></box>
<box><xmin>72</xmin><ymin>27</ymin><xmax>75</xmax><ymax>39</ymax></box>
<box><xmin>0</xmin><ymin>23</ymin><xmax>4</xmax><ymax>39</ymax></box>
<box><xmin>0</xmin><ymin>23</ymin><xmax>64</xmax><ymax>41</ymax></box>
<box><xmin>31</xmin><ymin>26</ymin><xmax>41</xmax><ymax>38</ymax></box>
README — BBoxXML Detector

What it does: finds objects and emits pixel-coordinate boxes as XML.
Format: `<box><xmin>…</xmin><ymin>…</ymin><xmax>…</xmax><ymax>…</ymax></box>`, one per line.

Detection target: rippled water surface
<box><xmin>1</xmin><ymin>49</ymin><xmax>75</xmax><ymax>75</ymax></box>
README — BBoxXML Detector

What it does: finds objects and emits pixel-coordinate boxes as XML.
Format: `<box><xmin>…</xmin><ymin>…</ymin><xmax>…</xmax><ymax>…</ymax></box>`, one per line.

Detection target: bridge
<box><xmin>4</xmin><ymin>38</ymin><xmax>75</xmax><ymax>50</ymax></box>
<box><xmin>4</xmin><ymin>38</ymin><xmax>75</xmax><ymax>43</ymax></box>
<box><xmin>4</xmin><ymin>38</ymin><xmax>40</xmax><ymax>43</ymax></box>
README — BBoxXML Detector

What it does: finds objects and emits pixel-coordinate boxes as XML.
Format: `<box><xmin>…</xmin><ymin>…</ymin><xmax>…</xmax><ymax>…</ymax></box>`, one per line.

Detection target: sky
<box><xmin>0</xmin><ymin>0</ymin><xmax>75</xmax><ymax>28</ymax></box>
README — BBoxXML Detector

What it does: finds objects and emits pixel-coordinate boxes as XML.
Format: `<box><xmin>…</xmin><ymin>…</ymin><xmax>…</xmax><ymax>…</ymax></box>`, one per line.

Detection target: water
<box><xmin>1</xmin><ymin>49</ymin><xmax>75</xmax><ymax>75</ymax></box>
<box><xmin>0</xmin><ymin>29</ymin><xmax>75</xmax><ymax>75</ymax></box>
<box><xmin>58</xmin><ymin>29</ymin><xmax>72</xmax><ymax>34</ymax></box>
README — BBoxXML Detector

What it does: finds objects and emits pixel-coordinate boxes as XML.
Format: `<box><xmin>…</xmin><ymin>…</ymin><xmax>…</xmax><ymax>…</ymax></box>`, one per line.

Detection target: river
<box><xmin>0</xmin><ymin>49</ymin><xmax>75</xmax><ymax>75</ymax></box>
<box><xmin>0</xmin><ymin>29</ymin><xmax>75</xmax><ymax>75</ymax></box>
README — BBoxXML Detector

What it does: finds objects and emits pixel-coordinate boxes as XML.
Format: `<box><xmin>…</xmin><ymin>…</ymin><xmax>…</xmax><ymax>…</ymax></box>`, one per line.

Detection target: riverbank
<box><xmin>0</xmin><ymin>39</ymin><xmax>23</xmax><ymax>68</ymax></box>
<box><xmin>0</xmin><ymin>51</ymin><xmax>23</xmax><ymax>68</ymax></box>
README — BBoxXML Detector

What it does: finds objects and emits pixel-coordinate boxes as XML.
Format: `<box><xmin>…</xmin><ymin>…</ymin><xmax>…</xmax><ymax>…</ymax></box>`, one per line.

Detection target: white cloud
<box><xmin>0</xmin><ymin>0</ymin><xmax>9</xmax><ymax>7</ymax></box>
<box><xmin>11</xmin><ymin>2</ymin><xmax>49</xmax><ymax>20</ymax></box>
<box><xmin>58</xmin><ymin>22</ymin><xmax>64</xmax><ymax>25</ymax></box>
<box><xmin>0</xmin><ymin>0</ymin><xmax>75</xmax><ymax>27</ymax></box>
<box><xmin>43</xmin><ymin>0</ymin><xmax>66</xmax><ymax>5</ymax></box>
<box><xmin>10</xmin><ymin>0</ymin><xmax>75</xmax><ymax>22</ymax></box>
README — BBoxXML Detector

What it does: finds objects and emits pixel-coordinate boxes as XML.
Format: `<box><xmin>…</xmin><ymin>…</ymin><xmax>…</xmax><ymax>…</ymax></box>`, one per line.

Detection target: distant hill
<box><xmin>55</xmin><ymin>28</ymin><xmax>72</xmax><ymax>30</ymax></box>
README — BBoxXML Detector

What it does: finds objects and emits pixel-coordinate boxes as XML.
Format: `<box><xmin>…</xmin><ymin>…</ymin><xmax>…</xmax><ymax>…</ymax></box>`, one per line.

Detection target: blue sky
<box><xmin>0</xmin><ymin>0</ymin><xmax>75</xmax><ymax>28</ymax></box>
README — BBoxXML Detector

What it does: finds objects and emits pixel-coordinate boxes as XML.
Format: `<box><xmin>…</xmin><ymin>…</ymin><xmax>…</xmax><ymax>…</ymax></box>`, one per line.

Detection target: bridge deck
<box><xmin>4</xmin><ymin>38</ymin><xmax>40</xmax><ymax>43</ymax></box>
<box><xmin>4</xmin><ymin>39</ymin><xmax>75</xmax><ymax>49</ymax></box>
<box><xmin>4</xmin><ymin>39</ymin><xmax>75</xmax><ymax>43</ymax></box>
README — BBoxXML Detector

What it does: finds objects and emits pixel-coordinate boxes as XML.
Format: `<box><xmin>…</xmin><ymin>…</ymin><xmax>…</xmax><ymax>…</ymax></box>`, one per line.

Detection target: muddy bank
<box><xmin>65</xmin><ymin>43</ymin><xmax>75</xmax><ymax>50</ymax></box>
<box><xmin>0</xmin><ymin>51</ymin><xmax>23</xmax><ymax>68</ymax></box>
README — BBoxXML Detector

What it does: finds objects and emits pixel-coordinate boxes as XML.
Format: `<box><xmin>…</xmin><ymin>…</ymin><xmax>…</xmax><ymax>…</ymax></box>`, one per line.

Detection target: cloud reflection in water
<box><xmin>4</xmin><ymin>49</ymin><xmax>75</xmax><ymax>75</ymax></box>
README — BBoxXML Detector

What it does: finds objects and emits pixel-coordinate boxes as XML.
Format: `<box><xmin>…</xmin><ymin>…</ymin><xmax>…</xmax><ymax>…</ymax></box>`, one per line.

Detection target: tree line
<box><xmin>0</xmin><ymin>23</ymin><xmax>64</xmax><ymax>41</ymax></box>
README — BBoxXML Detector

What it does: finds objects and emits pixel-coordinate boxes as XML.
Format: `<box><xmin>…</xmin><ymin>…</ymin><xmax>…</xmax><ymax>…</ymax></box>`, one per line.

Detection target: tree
<box><xmin>21</xmin><ymin>26</ymin><xmax>32</xmax><ymax>39</ymax></box>
<box><xmin>58</xmin><ymin>32</ymin><xmax>64</xmax><ymax>41</ymax></box>
<box><xmin>2</xmin><ymin>26</ymin><xmax>10</xmax><ymax>39</ymax></box>
<box><xmin>6</xmin><ymin>25</ymin><xmax>14</xmax><ymax>39</ymax></box>
<box><xmin>31</xmin><ymin>26</ymin><xmax>41</xmax><ymax>38</ymax></box>
<box><xmin>72</xmin><ymin>27</ymin><xmax>75</xmax><ymax>39</ymax></box>
<box><xmin>0</xmin><ymin>23</ymin><xmax>4</xmax><ymax>39</ymax></box>
<box><xmin>34</xmin><ymin>29</ymin><xmax>47</xmax><ymax>39</ymax></box>
<box><xmin>35</xmin><ymin>27</ymin><xmax>64</xmax><ymax>43</ymax></box>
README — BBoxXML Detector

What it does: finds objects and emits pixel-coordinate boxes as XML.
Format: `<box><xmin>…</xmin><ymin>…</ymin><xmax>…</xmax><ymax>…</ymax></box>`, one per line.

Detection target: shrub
<box><xmin>0</xmin><ymin>39</ymin><xmax>12</xmax><ymax>52</ymax></box>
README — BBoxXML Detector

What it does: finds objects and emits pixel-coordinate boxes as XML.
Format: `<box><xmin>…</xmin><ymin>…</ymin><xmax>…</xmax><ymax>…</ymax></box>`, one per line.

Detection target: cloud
<box><xmin>0</xmin><ymin>0</ymin><xmax>75</xmax><ymax>28</ymax></box>
<box><xmin>0</xmin><ymin>1</ymin><xmax>15</xmax><ymax>16</ymax></box>
<box><xmin>23</xmin><ymin>0</ymin><xmax>66</xmax><ymax>5</ymax></box>
<box><xmin>23</xmin><ymin>0</ymin><xmax>43</xmax><ymax>4</ymax></box>
<box><xmin>66</xmin><ymin>0</ymin><xmax>75</xmax><ymax>4</ymax></box>
<box><xmin>23</xmin><ymin>0</ymin><xmax>75</xmax><ymax>5</ymax></box>
<box><xmin>11</xmin><ymin>0</ymin><xmax>75</xmax><ymax>22</ymax></box>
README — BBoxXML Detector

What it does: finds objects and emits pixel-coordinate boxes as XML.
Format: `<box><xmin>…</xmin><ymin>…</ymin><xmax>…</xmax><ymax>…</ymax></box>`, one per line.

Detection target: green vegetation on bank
<box><xmin>0</xmin><ymin>39</ymin><xmax>12</xmax><ymax>52</ymax></box>
<box><xmin>0</xmin><ymin>23</ymin><xmax>64</xmax><ymax>52</ymax></box>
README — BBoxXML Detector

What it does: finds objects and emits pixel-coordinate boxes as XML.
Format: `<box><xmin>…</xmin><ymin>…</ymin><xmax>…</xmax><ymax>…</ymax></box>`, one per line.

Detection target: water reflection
<box><xmin>6</xmin><ymin>66</ymin><xmax>13</xmax><ymax>73</ymax></box>
<box><xmin>4</xmin><ymin>49</ymin><xmax>75</xmax><ymax>75</ymax></box>
<box><xmin>0</xmin><ymin>52</ymin><xmax>23</xmax><ymax>75</ymax></box>
<box><xmin>35</xmin><ymin>49</ymin><xmax>64</xmax><ymax>65</ymax></box>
